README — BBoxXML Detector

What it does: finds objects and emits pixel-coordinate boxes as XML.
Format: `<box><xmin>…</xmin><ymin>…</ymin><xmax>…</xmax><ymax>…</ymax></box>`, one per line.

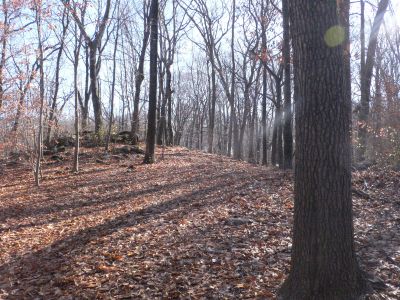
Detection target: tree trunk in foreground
<box><xmin>279</xmin><ymin>1</ymin><xmax>366</xmax><ymax>299</ymax></box>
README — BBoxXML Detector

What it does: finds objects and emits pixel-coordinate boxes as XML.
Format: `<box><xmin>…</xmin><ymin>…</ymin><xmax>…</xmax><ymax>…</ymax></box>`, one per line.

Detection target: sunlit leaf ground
<box><xmin>0</xmin><ymin>147</ymin><xmax>398</xmax><ymax>299</ymax></box>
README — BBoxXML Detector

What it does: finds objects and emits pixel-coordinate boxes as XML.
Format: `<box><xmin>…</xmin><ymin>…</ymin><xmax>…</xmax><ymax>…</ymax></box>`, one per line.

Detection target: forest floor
<box><xmin>0</xmin><ymin>146</ymin><xmax>399</xmax><ymax>299</ymax></box>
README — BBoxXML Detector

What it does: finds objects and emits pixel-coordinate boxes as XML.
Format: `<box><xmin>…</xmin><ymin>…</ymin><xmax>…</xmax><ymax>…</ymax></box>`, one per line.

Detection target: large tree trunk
<box><xmin>279</xmin><ymin>0</ymin><xmax>366</xmax><ymax>298</ymax></box>
<box><xmin>143</xmin><ymin>0</ymin><xmax>158</xmax><ymax>164</ymax></box>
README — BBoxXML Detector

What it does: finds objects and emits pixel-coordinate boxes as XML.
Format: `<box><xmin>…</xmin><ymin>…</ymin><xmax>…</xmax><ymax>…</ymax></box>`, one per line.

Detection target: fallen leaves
<box><xmin>0</xmin><ymin>147</ymin><xmax>398</xmax><ymax>299</ymax></box>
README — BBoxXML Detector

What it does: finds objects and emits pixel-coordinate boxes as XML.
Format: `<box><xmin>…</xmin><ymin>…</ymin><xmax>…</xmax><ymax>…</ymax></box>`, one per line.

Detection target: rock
<box><xmin>111</xmin><ymin>131</ymin><xmax>140</xmax><ymax>145</ymax></box>
<box><xmin>225</xmin><ymin>217</ymin><xmax>254</xmax><ymax>226</ymax></box>
<box><xmin>353</xmin><ymin>160</ymin><xmax>376</xmax><ymax>171</ymax></box>
<box><xmin>112</xmin><ymin>146</ymin><xmax>145</xmax><ymax>155</ymax></box>
<box><xmin>8</xmin><ymin>151</ymin><xmax>29</xmax><ymax>161</ymax></box>
<box><xmin>43</xmin><ymin>149</ymin><xmax>53</xmax><ymax>156</ymax></box>
<box><xmin>56</xmin><ymin>136</ymin><xmax>75</xmax><ymax>147</ymax></box>
<box><xmin>131</xmin><ymin>146</ymin><xmax>145</xmax><ymax>154</ymax></box>
<box><xmin>121</xmin><ymin>146</ymin><xmax>133</xmax><ymax>154</ymax></box>
<box><xmin>54</xmin><ymin>145</ymin><xmax>66</xmax><ymax>153</ymax></box>
<box><xmin>6</xmin><ymin>160</ymin><xmax>23</xmax><ymax>167</ymax></box>
<box><xmin>51</xmin><ymin>155</ymin><xmax>63</xmax><ymax>161</ymax></box>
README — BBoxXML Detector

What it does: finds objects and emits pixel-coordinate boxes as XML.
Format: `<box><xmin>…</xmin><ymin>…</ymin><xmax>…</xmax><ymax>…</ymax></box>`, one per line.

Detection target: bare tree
<box><xmin>34</xmin><ymin>0</ymin><xmax>45</xmax><ymax>186</ymax></box>
<box><xmin>143</xmin><ymin>0</ymin><xmax>159</xmax><ymax>163</ymax></box>
<box><xmin>357</xmin><ymin>0</ymin><xmax>390</xmax><ymax>161</ymax></box>
<box><xmin>62</xmin><ymin>0</ymin><xmax>112</xmax><ymax>137</ymax></box>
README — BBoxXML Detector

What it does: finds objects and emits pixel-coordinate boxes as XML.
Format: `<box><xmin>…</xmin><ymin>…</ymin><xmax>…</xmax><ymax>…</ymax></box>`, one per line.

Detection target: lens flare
<box><xmin>324</xmin><ymin>25</ymin><xmax>345</xmax><ymax>47</ymax></box>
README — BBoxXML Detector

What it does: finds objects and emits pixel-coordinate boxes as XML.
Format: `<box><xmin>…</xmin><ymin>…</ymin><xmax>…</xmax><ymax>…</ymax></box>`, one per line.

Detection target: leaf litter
<box><xmin>0</xmin><ymin>147</ymin><xmax>398</xmax><ymax>299</ymax></box>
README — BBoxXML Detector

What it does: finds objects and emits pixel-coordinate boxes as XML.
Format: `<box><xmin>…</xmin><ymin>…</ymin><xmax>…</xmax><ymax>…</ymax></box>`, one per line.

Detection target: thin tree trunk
<box><xmin>261</xmin><ymin>0</ymin><xmax>268</xmax><ymax>166</ymax></box>
<box><xmin>0</xmin><ymin>0</ymin><xmax>8</xmax><ymax>110</ymax></box>
<box><xmin>143</xmin><ymin>0</ymin><xmax>159</xmax><ymax>164</ymax></box>
<box><xmin>262</xmin><ymin>65</ymin><xmax>268</xmax><ymax>166</ymax></box>
<box><xmin>208</xmin><ymin>52</ymin><xmax>216</xmax><ymax>153</ymax></box>
<box><xmin>105</xmin><ymin>21</ymin><xmax>120</xmax><ymax>151</ymax></box>
<box><xmin>277</xmin><ymin>78</ymin><xmax>283</xmax><ymax>168</ymax></box>
<box><xmin>357</xmin><ymin>0</ymin><xmax>389</xmax><ymax>161</ymax></box>
<box><xmin>73</xmin><ymin>36</ymin><xmax>81</xmax><ymax>173</ymax></box>
<box><xmin>166</xmin><ymin>65</ymin><xmax>173</xmax><ymax>145</ymax></box>
<box><xmin>45</xmin><ymin>10</ymin><xmax>69</xmax><ymax>146</ymax></box>
<box><xmin>248</xmin><ymin>93</ymin><xmax>257</xmax><ymax>163</ymax></box>
<box><xmin>132</xmin><ymin>28</ymin><xmax>150</xmax><ymax>142</ymax></box>
<box><xmin>271</xmin><ymin>108</ymin><xmax>277</xmax><ymax>166</ymax></box>
<box><xmin>35</xmin><ymin>4</ymin><xmax>45</xmax><ymax>187</ymax></box>
<box><xmin>282</xmin><ymin>0</ymin><xmax>293</xmax><ymax>169</ymax></box>
<box><xmin>88</xmin><ymin>42</ymin><xmax>102</xmax><ymax>137</ymax></box>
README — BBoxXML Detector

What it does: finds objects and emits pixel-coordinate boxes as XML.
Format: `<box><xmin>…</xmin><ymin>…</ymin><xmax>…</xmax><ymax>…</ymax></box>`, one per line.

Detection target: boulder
<box><xmin>56</xmin><ymin>136</ymin><xmax>75</xmax><ymax>147</ymax></box>
<box><xmin>353</xmin><ymin>160</ymin><xmax>376</xmax><ymax>171</ymax></box>
<box><xmin>112</xmin><ymin>145</ymin><xmax>145</xmax><ymax>155</ymax></box>
<box><xmin>225</xmin><ymin>217</ymin><xmax>254</xmax><ymax>226</ymax></box>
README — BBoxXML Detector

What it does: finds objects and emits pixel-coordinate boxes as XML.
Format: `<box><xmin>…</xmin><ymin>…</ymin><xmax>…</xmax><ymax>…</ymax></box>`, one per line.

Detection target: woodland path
<box><xmin>0</xmin><ymin>147</ymin><xmax>399</xmax><ymax>299</ymax></box>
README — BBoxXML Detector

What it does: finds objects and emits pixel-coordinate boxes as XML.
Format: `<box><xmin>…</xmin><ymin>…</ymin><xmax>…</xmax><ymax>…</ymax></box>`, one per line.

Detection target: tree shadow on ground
<box><xmin>0</xmin><ymin>166</ymin><xmax>263</xmax><ymax>298</ymax></box>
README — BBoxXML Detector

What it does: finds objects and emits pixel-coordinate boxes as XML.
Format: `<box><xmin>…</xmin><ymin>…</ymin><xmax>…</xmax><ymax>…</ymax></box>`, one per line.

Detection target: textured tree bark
<box><xmin>282</xmin><ymin>0</ymin><xmax>293</xmax><ymax>169</ymax></box>
<box><xmin>143</xmin><ymin>0</ymin><xmax>158</xmax><ymax>164</ymax></box>
<box><xmin>357</xmin><ymin>0</ymin><xmax>389</xmax><ymax>161</ymax></box>
<box><xmin>278</xmin><ymin>1</ymin><xmax>366</xmax><ymax>299</ymax></box>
